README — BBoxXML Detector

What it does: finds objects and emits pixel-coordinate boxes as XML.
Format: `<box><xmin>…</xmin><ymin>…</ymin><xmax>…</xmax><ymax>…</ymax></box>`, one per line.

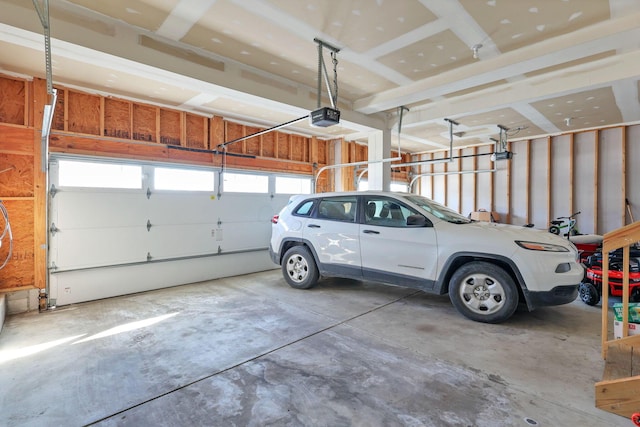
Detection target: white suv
<box><xmin>270</xmin><ymin>191</ymin><xmax>583</xmax><ymax>323</ymax></box>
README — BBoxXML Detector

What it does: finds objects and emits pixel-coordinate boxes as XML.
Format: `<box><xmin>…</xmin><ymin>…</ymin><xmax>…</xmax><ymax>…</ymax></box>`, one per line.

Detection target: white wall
<box><xmin>416</xmin><ymin>124</ymin><xmax>639</xmax><ymax>234</ymax></box>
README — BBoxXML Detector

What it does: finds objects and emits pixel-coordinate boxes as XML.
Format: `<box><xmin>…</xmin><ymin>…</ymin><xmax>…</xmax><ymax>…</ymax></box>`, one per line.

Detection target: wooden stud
<box><xmin>443</xmin><ymin>152</ymin><xmax>448</xmax><ymax>206</ymax></box>
<box><xmin>457</xmin><ymin>149</ymin><xmax>462</xmax><ymax>213</ymax></box>
<box><xmin>430</xmin><ymin>153</ymin><xmax>434</xmax><ymax>199</ymax></box>
<box><xmin>547</xmin><ymin>136</ymin><xmax>552</xmax><ymax>228</ymax></box>
<box><xmin>24</xmin><ymin>80</ymin><xmax>30</xmax><ymax>126</ymax></box>
<box><xmin>32</xmin><ymin>78</ymin><xmax>47</xmax><ymax>291</ymax></box>
<box><xmin>472</xmin><ymin>146</ymin><xmax>478</xmax><ymax>213</ymax></box>
<box><xmin>526</xmin><ymin>139</ymin><xmax>531</xmax><ymax>225</ymax></box>
<box><xmin>490</xmin><ymin>147</ymin><xmax>495</xmax><ymax>213</ymax></box>
<box><xmin>155</xmin><ymin>107</ymin><xmax>161</xmax><ymax>145</ymax></box>
<box><xmin>569</xmin><ymin>133</ymin><xmax>574</xmax><ymax>216</ymax></box>
<box><xmin>129</xmin><ymin>101</ymin><xmax>134</xmax><ymax>142</ymax></box>
<box><xmin>99</xmin><ymin>97</ymin><xmax>105</xmax><ymax>136</ymax></box>
<box><xmin>594</xmin><ymin>130</ymin><xmax>600</xmax><ymax>234</ymax></box>
<box><xmin>506</xmin><ymin>141</ymin><xmax>512</xmax><ymax>224</ymax></box>
<box><xmin>63</xmin><ymin>89</ymin><xmax>69</xmax><ymax>132</ymax></box>
<box><xmin>622</xmin><ymin>126</ymin><xmax>627</xmax><ymax>226</ymax></box>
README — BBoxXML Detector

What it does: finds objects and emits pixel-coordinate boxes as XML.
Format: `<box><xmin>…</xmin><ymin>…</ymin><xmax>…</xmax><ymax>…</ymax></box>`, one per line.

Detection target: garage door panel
<box><xmin>220</xmin><ymin>222</ymin><xmax>271</xmax><ymax>252</ymax></box>
<box><xmin>53</xmin><ymin>227</ymin><xmax>149</xmax><ymax>269</ymax></box>
<box><xmin>54</xmin><ymin>192</ymin><xmax>147</xmax><ymax>228</ymax></box>
<box><xmin>146</xmin><ymin>223</ymin><xmax>221</xmax><ymax>258</ymax></box>
<box><xmin>146</xmin><ymin>194</ymin><xmax>218</xmax><ymax>224</ymax></box>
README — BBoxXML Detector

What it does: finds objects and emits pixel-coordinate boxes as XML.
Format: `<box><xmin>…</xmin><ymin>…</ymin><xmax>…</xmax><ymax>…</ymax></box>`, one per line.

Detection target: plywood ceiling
<box><xmin>0</xmin><ymin>0</ymin><xmax>639</xmax><ymax>153</ymax></box>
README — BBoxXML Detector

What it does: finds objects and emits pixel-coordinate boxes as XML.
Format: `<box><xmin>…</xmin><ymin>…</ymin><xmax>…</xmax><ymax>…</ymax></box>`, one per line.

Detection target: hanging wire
<box><xmin>331</xmin><ymin>51</ymin><xmax>339</xmax><ymax>107</ymax></box>
<box><xmin>0</xmin><ymin>200</ymin><xmax>13</xmax><ymax>271</ymax></box>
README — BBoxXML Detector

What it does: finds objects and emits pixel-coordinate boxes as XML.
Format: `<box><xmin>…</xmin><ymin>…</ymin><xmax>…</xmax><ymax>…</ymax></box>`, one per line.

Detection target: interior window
<box><xmin>317</xmin><ymin>197</ymin><xmax>357</xmax><ymax>222</ymax></box>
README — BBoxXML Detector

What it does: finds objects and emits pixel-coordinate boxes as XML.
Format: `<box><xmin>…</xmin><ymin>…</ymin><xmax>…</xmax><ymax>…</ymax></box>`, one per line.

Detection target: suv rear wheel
<box><xmin>282</xmin><ymin>246</ymin><xmax>319</xmax><ymax>289</ymax></box>
<box><xmin>449</xmin><ymin>261</ymin><xmax>518</xmax><ymax>323</ymax></box>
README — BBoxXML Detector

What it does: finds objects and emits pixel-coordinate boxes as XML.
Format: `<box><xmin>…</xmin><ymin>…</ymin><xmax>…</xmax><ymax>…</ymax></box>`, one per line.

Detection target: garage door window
<box><xmin>223</xmin><ymin>172</ymin><xmax>268</xmax><ymax>193</ymax></box>
<box><xmin>154</xmin><ymin>167</ymin><xmax>214</xmax><ymax>191</ymax></box>
<box><xmin>275</xmin><ymin>176</ymin><xmax>311</xmax><ymax>194</ymax></box>
<box><xmin>58</xmin><ymin>160</ymin><xmax>142</xmax><ymax>189</ymax></box>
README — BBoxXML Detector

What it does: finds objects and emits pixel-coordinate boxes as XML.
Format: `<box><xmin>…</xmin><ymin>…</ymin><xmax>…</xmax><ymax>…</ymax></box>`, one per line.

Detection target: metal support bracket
<box><xmin>49</xmin><ymin>222</ymin><xmax>59</xmax><ymax>235</ymax></box>
<box><xmin>50</xmin><ymin>184</ymin><xmax>58</xmax><ymax>198</ymax></box>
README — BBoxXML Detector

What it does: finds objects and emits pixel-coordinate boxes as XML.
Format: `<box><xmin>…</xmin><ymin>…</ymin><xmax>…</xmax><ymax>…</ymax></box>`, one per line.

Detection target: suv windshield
<box><xmin>404</xmin><ymin>195</ymin><xmax>472</xmax><ymax>224</ymax></box>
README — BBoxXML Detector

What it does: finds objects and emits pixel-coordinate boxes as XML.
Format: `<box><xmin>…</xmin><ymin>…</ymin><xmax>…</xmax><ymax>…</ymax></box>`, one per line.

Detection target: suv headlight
<box><xmin>515</xmin><ymin>241</ymin><xmax>569</xmax><ymax>252</ymax></box>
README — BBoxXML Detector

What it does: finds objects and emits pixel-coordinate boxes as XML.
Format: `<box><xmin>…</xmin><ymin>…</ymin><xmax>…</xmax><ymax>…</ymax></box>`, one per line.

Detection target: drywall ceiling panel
<box><xmin>456</xmin><ymin>107</ymin><xmax>547</xmax><ymax>140</ymax></box>
<box><xmin>67</xmin><ymin>0</ymin><xmax>179</xmax><ymax>32</ymax></box>
<box><xmin>266</xmin><ymin>0</ymin><xmax>437</xmax><ymax>54</ymax></box>
<box><xmin>459</xmin><ymin>0</ymin><xmax>610</xmax><ymax>53</ymax></box>
<box><xmin>377</xmin><ymin>30</ymin><xmax>475</xmax><ymax>80</ymax></box>
<box><xmin>181</xmin><ymin>1</ymin><xmax>396</xmax><ymax>100</ymax></box>
<box><xmin>530</xmin><ymin>87</ymin><xmax>622</xmax><ymax>131</ymax></box>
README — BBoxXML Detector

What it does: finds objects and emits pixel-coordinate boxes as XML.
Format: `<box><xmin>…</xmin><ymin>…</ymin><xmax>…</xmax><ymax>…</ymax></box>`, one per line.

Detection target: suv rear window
<box><xmin>293</xmin><ymin>200</ymin><xmax>315</xmax><ymax>216</ymax></box>
<box><xmin>317</xmin><ymin>197</ymin><xmax>357</xmax><ymax>222</ymax></box>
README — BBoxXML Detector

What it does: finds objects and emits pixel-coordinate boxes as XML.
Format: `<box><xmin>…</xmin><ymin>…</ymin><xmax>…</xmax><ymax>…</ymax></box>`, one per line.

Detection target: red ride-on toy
<box><xmin>578</xmin><ymin>245</ymin><xmax>640</xmax><ymax>306</ymax></box>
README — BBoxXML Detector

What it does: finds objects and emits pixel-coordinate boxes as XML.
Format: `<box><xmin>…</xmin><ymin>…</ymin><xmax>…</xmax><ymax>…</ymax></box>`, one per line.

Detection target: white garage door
<box><xmin>48</xmin><ymin>156</ymin><xmax>303</xmax><ymax>306</ymax></box>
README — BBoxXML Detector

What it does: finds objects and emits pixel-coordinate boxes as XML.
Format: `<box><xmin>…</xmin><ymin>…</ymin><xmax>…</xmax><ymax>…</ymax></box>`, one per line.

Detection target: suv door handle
<box><xmin>308</xmin><ymin>224</ymin><xmax>321</xmax><ymax>228</ymax></box>
<box><xmin>363</xmin><ymin>229</ymin><xmax>380</xmax><ymax>234</ymax></box>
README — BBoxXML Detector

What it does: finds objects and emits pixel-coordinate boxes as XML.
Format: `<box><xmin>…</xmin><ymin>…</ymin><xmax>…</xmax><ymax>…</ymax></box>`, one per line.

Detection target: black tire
<box><xmin>448</xmin><ymin>261</ymin><xmax>519</xmax><ymax>323</ymax></box>
<box><xmin>549</xmin><ymin>225</ymin><xmax>560</xmax><ymax>235</ymax></box>
<box><xmin>578</xmin><ymin>282</ymin><xmax>599</xmax><ymax>306</ymax></box>
<box><xmin>281</xmin><ymin>246</ymin><xmax>319</xmax><ymax>290</ymax></box>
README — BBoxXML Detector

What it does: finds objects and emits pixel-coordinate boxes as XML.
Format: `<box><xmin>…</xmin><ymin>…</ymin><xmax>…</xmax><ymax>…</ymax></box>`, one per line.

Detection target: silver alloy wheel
<box><xmin>458</xmin><ymin>272</ymin><xmax>505</xmax><ymax>315</ymax></box>
<box><xmin>286</xmin><ymin>253</ymin><xmax>309</xmax><ymax>283</ymax></box>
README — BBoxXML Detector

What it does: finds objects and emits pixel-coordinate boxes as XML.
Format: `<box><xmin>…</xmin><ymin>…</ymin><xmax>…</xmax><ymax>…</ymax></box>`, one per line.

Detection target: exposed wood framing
<box><xmin>546</xmin><ymin>136</ymin><xmax>551</xmax><ymax>227</ymax></box>
<box><xmin>506</xmin><ymin>141</ymin><xmax>512</xmax><ymax>224</ymax></box>
<box><xmin>457</xmin><ymin>150</ymin><xmax>462</xmax><ymax>212</ymax></box>
<box><xmin>594</xmin><ymin>130</ymin><xmax>600</xmax><ymax>234</ymax></box>
<box><xmin>526</xmin><ymin>139</ymin><xmax>531</xmax><ymax>225</ymax></box>
<box><xmin>473</xmin><ymin>147</ymin><xmax>478</xmax><ymax>213</ymax></box>
<box><xmin>32</xmin><ymin>78</ymin><xmax>47</xmax><ymax>291</ymax></box>
<box><xmin>621</xmin><ymin>127</ymin><xmax>627</xmax><ymax>225</ymax></box>
<box><xmin>569</xmin><ymin>133</ymin><xmax>574</xmax><ymax>215</ymax></box>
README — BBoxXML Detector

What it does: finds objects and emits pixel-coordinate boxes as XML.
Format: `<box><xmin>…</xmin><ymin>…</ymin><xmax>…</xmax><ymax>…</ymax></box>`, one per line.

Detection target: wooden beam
<box><xmin>594</xmin><ymin>130</ymin><xmax>600</xmax><ymax>234</ymax></box>
<box><xmin>100</xmin><ymin>97</ymin><xmax>106</xmax><ymax>137</ymax></box>
<box><xmin>506</xmin><ymin>141</ymin><xmax>512</xmax><ymax>224</ymax></box>
<box><xmin>526</xmin><ymin>139</ymin><xmax>531</xmax><ymax>225</ymax></box>
<box><xmin>622</xmin><ymin>126</ymin><xmax>627</xmax><ymax>225</ymax></box>
<box><xmin>473</xmin><ymin>146</ymin><xmax>478</xmax><ymax>213</ymax></box>
<box><xmin>63</xmin><ymin>89</ymin><xmax>69</xmax><ymax>132</ymax></box>
<box><xmin>457</xmin><ymin>149</ymin><xmax>462</xmax><ymax>213</ymax></box>
<box><xmin>547</xmin><ymin>136</ymin><xmax>552</xmax><ymax>228</ymax></box>
<box><xmin>32</xmin><ymin>78</ymin><xmax>47</xmax><ymax>292</ymax></box>
<box><xmin>569</xmin><ymin>133</ymin><xmax>574</xmax><ymax>216</ymax></box>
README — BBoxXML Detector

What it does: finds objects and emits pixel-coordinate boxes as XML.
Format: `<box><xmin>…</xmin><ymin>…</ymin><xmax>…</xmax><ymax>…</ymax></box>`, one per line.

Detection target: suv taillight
<box><xmin>271</xmin><ymin>215</ymin><xmax>279</xmax><ymax>224</ymax></box>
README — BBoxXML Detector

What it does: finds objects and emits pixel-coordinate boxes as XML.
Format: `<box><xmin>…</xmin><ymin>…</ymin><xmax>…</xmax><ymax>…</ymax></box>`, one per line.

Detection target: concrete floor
<box><xmin>0</xmin><ymin>270</ymin><xmax>629</xmax><ymax>426</ymax></box>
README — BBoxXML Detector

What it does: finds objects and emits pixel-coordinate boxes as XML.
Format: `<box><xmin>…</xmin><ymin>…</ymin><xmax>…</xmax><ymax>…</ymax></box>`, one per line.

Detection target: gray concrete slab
<box><xmin>0</xmin><ymin>270</ymin><xmax>629</xmax><ymax>426</ymax></box>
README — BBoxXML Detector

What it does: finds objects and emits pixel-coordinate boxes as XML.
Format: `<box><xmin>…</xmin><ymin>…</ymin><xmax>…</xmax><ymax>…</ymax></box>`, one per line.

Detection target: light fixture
<box><xmin>471</xmin><ymin>43</ymin><xmax>483</xmax><ymax>59</ymax></box>
<box><xmin>565</xmin><ymin>117</ymin><xmax>572</xmax><ymax>126</ymax></box>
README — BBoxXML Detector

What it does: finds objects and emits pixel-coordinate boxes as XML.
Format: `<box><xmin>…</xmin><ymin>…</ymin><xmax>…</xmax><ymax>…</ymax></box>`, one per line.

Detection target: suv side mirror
<box><xmin>407</xmin><ymin>214</ymin><xmax>430</xmax><ymax>227</ymax></box>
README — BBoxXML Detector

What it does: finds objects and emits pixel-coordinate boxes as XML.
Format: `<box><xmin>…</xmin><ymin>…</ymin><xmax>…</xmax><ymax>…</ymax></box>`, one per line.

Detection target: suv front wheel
<box><xmin>282</xmin><ymin>246</ymin><xmax>319</xmax><ymax>289</ymax></box>
<box><xmin>448</xmin><ymin>261</ymin><xmax>519</xmax><ymax>323</ymax></box>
